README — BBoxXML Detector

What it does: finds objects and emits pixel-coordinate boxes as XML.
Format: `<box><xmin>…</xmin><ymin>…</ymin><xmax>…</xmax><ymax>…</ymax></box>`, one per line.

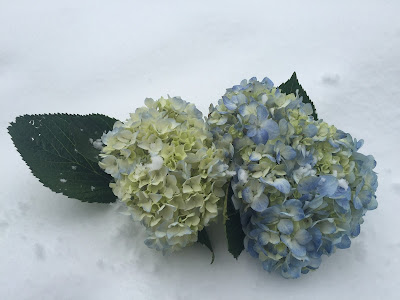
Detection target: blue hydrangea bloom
<box><xmin>208</xmin><ymin>77</ymin><xmax>378</xmax><ymax>278</ymax></box>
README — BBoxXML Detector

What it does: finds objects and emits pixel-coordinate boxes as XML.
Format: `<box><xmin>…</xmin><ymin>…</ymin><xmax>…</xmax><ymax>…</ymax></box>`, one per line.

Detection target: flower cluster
<box><xmin>99</xmin><ymin>96</ymin><xmax>232</xmax><ymax>253</ymax></box>
<box><xmin>208</xmin><ymin>77</ymin><xmax>378</xmax><ymax>278</ymax></box>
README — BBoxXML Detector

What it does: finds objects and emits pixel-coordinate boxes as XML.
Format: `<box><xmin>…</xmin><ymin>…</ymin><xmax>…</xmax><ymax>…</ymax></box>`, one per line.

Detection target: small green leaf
<box><xmin>197</xmin><ymin>228</ymin><xmax>215</xmax><ymax>264</ymax></box>
<box><xmin>223</xmin><ymin>182</ymin><xmax>245</xmax><ymax>259</ymax></box>
<box><xmin>279</xmin><ymin>72</ymin><xmax>318</xmax><ymax>120</ymax></box>
<box><xmin>8</xmin><ymin>114</ymin><xmax>118</xmax><ymax>203</ymax></box>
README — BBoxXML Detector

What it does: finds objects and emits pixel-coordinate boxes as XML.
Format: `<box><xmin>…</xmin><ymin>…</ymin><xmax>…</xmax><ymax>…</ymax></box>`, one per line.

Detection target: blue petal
<box><xmin>281</xmin><ymin>263</ymin><xmax>301</xmax><ymax>279</ymax></box>
<box><xmin>298</xmin><ymin>176</ymin><xmax>320</xmax><ymax>194</ymax></box>
<box><xmin>242</xmin><ymin>187</ymin><xmax>253</xmax><ymax>203</ymax></box>
<box><xmin>356</xmin><ymin>139</ymin><xmax>364</xmax><ymax>150</ymax></box>
<box><xmin>260</xmin><ymin>206</ymin><xmax>280</xmax><ymax>223</ymax></box>
<box><xmin>256</xmin><ymin>105</ymin><xmax>269</xmax><ymax>120</ymax></box>
<box><xmin>261</xmin><ymin>119</ymin><xmax>280</xmax><ymax>140</ymax></box>
<box><xmin>251</xmin><ymin>128</ymin><xmax>269</xmax><ymax>144</ymax></box>
<box><xmin>335</xmin><ymin>130</ymin><xmax>347</xmax><ymax>139</ymax></box>
<box><xmin>238</xmin><ymin>104</ymin><xmax>246</xmax><ymax>116</ymax></box>
<box><xmin>307</xmin><ymin>257</ymin><xmax>322</xmax><ymax>270</ymax></box>
<box><xmin>281</xmin><ymin>236</ymin><xmax>307</xmax><ymax>258</ymax></box>
<box><xmin>328</xmin><ymin>138</ymin><xmax>340</xmax><ymax>148</ymax></box>
<box><xmin>246</xmin><ymin>238</ymin><xmax>259</xmax><ymax>258</ymax></box>
<box><xmin>258</xmin><ymin>232</ymin><xmax>270</xmax><ymax>246</ymax></box>
<box><xmin>277</xmin><ymin>219</ymin><xmax>294</xmax><ymax>234</ymax></box>
<box><xmin>303</xmin><ymin>124</ymin><xmax>318</xmax><ymax>137</ymax></box>
<box><xmin>309</xmin><ymin>227</ymin><xmax>322</xmax><ymax>249</ymax></box>
<box><xmin>318</xmin><ymin>220</ymin><xmax>336</xmax><ymax>234</ymax></box>
<box><xmin>353</xmin><ymin>196</ymin><xmax>363</xmax><ymax>210</ymax></box>
<box><xmin>308</xmin><ymin>196</ymin><xmax>324</xmax><ymax>209</ymax></box>
<box><xmin>350</xmin><ymin>223</ymin><xmax>361</xmax><ymax>237</ymax></box>
<box><xmin>265</xmin><ymin>178</ymin><xmax>291</xmax><ymax>194</ymax></box>
<box><xmin>282</xmin><ymin>207</ymin><xmax>305</xmax><ymax>222</ymax></box>
<box><xmin>335</xmin><ymin>198</ymin><xmax>350</xmax><ymax>210</ymax></box>
<box><xmin>367</xmin><ymin>196</ymin><xmax>378</xmax><ymax>210</ymax></box>
<box><xmin>249</xmin><ymin>152</ymin><xmax>262</xmax><ymax>162</ymax></box>
<box><xmin>294</xmin><ymin>229</ymin><xmax>312</xmax><ymax>245</ymax></box>
<box><xmin>331</xmin><ymin>186</ymin><xmax>351</xmax><ymax>201</ymax></box>
<box><xmin>232</xmin><ymin>85</ymin><xmax>243</xmax><ymax>92</ymax></box>
<box><xmin>358</xmin><ymin>190</ymin><xmax>373</xmax><ymax>206</ymax></box>
<box><xmin>317</xmin><ymin>175</ymin><xmax>338</xmax><ymax>196</ymax></box>
<box><xmin>284</xmin><ymin>199</ymin><xmax>303</xmax><ymax>209</ymax></box>
<box><xmin>281</xmin><ymin>146</ymin><xmax>297</xmax><ymax>160</ymax></box>
<box><xmin>262</xmin><ymin>259</ymin><xmax>277</xmax><ymax>272</ymax></box>
<box><xmin>240</xmin><ymin>208</ymin><xmax>253</xmax><ymax>227</ymax></box>
<box><xmin>246</xmin><ymin>126</ymin><xmax>257</xmax><ymax>138</ymax></box>
<box><xmin>276</xmin><ymin>150</ymin><xmax>281</xmax><ymax>164</ymax></box>
<box><xmin>251</xmin><ymin>193</ymin><xmax>269</xmax><ymax>212</ymax></box>
<box><xmin>264</xmin><ymin>154</ymin><xmax>276</xmax><ymax>162</ymax></box>
<box><xmin>279</xmin><ymin>119</ymin><xmax>288</xmax><ymax>135</ymax></box>
<box><xmin>248</xmin><ymin>228</ymin><xmax>263</xmax><ymax>239</ymax></box>
<box><xmin>222</xmin><ymin>96</ymin><xmax>237</xmax><ymax>110</ymax></box>
<box><xmin>336</xmin><ymin>234</ymin><xmax>351</xmax><ymax>249</ymax></box>
<box><xmin>262</xmin><ymin>77</ymin><xmax>274</xmax><ymax>89</ymax></box>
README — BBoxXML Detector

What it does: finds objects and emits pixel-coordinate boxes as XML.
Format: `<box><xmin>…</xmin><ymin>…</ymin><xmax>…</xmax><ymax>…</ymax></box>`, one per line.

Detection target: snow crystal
<box><xmin>238</xmin><ymin>169</ymin><xmax>248</xmax><ymax>183</ymax></box>
<box><xmin>338</xmin><ymin>178</ymin><xmax>349</xmax><ymax>190</ymax></box>
<box><xmin>92</xmin><ymin>139</ymin><xmax>103</xmax><ymax>150</ymax></box>
<box><xmin>89</xmin><ymin>138</ymin><xmax>103</xmax><ymax>150</ymax></box>
<box><xmin>91</xmin><ymin>186</ymin><xmax>96</xmax><ymax>191</ymax></box>
<box><xmin>71</xmin><ymin>166</ymin><xmax>77</xmax><ymax>170</ymax></box>
<box><xmin>145</xmin><ymin>155</ymin><xmax>163</xmax><ymax>171</ymax></box>
<box><xmin>60</xmin><ymin>179</ymin><xmax>67</xmax><ymax>183</ymax></box>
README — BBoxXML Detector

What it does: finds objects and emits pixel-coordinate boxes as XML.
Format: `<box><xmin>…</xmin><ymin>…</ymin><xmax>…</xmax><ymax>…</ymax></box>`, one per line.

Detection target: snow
<box><xmin>92</xmin><ymin>139</ymin><xmax>103</xmax><ymax>151</ymax></box>
<box><xmin>146</xmin><ymin>155</ymin><xmax>164</xmax><ymax>171</ymax></box>
<box><xmin>338</xmin><ymin>178</ymin><xmax>349</xmax><ymax>190</ymax></box>
<box><xmin>1</xmin><ymin>0</ymin><xmax>399</xmax><ymax>299</ymax></box>
<box><xmin>90</xmin><ymin>137</ymin><xmax>104</xmax><ymax>150</ymax></box>
<box><xmin>238</xmin><ymin>169</ymin><xmax>249</xmax><ymax>183</ymax></box>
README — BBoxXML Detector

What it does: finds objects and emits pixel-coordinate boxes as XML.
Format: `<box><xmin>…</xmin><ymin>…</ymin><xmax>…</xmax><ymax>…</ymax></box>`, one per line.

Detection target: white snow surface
<box><xmin>1</xmin><ymin>0</ymin><xmax>400</xmax><ymax>299</ymax></box>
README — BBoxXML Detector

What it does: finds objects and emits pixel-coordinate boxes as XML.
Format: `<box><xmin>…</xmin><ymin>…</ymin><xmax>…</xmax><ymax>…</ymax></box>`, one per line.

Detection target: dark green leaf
<box><xmin>197</xmin><ymin>228</ymin><xmax>215</xmax><ymax>264</ymax></box>
<box><xmin>8</xmin><ymin>114</ymin><xmax>118</xmax><ymax>203</ymax></box>
<box><xmin>223</xmin><ymin>182</ymin><xmax>245</xmax><ymax>259</ymax></box>
<box><xmin>279</xmin><ymin>72</ymin><xmax>318</xmax><ymax>120</ymax></box>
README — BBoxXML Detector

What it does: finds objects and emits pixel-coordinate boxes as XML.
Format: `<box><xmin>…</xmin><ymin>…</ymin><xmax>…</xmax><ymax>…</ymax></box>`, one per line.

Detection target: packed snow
<box><xmin>1</xmin><ymin>0</ymin><xmax>400</xmax><ymax>299</ymax></box>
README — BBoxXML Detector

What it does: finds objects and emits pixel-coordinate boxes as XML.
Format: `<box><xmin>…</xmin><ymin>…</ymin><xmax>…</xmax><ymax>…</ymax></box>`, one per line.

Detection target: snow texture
<box><xmin>1</xmin><ymin>0</ymin><xmax>399</xmax><ymax>299</ymax></box>
<box><xmin>146</xmin><ymin>155</ymin><xmax>164</xmax><ymax>172</ymax></box>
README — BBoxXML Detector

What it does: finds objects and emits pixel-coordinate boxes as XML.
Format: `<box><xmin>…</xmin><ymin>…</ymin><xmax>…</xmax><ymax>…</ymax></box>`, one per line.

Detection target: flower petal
<box><xmin>261</xmin><ymin>119</ymin><xmax>280</xmax><ymax>140</ymax></box>
<box><xmin>298</xmin><ymin>176</ymin><xmax>320</xmax><ymax>194</ymax></box>
<box><xmin>265</xmin><ymin>178</ymin><xmax>291</xmax><ymax>194</ymax></box>
<box><xmin>336</xmin><ymin>234</ymin><xmax>351</xmax><ymax>249</ymax></box>
<box><xmin>251</xmin><ymin>193</ymin><xmax>269</xmax><ymax>212</ymax></box>
<box><xmin>277</xmin><ymin>219</ymin><xmax>294</xmax><ymax>234</ymax></box>
<box><xmin>251</xmin><ymin>128</ymin><xmax>269</xmax><ymax>144</ymax></box>
<box><xmin>317</xmin><ymin>175</ymin><xmax>338</xmax><ymax>196</ymax></box>
<box><xmin>222</xmin><ymin>96</ymin><xmax>237</xmax><ymax>110</ymax></box>
<box><xmin>294</xmin><ymin>229</ymin><xmax>312</xmax><ymax>245</ymax></box>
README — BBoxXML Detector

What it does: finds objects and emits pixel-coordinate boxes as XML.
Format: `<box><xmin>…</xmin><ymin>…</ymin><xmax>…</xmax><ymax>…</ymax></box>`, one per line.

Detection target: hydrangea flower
<box><xmin>99</xmin><ymin>96</ymin><xmax>232</xmax><ymax>253</ymax></box>
<box><xmin>208</xmin><ymin>77</ymin><xmax>378</xmax><ymax>278</ymax></box>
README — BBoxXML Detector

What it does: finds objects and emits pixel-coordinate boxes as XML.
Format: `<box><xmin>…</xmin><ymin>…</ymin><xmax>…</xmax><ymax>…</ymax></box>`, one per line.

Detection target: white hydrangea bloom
<box><xmin>99</xmin><ymin>96</ymin><xmax>232</xmax><ymax>253</ymax></box>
